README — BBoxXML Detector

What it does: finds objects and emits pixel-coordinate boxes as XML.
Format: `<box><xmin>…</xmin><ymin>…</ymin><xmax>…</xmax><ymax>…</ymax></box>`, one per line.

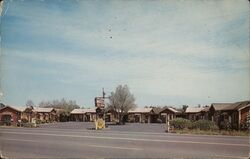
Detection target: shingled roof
<box><xmin>185</xmin><ymin>107</ymin><xmax>204</xmax><ymax>113</ymax></box>
<box><xmin>201</xmin><ymin>106</ymin><xmax>210</xmax><ymax>112</ymax></box>
<box><xmin>12</xmin><ymin>106</ymin><xmax>28</xmax><ymax>112</ymax></box>
<box><xmin>1</xmin><ymin>105</ymin><xmax>27</xmax><ymax>112</ymax></box>
<box><xmin>70</xmin><ymin>108</ymin><xmax>96</xmax><ymax>114</ymax></box>
<box><xmin>128</xmin><ymin>108</ymin><xmax>153</xmax><ymax>113</ymax></box>
<box><xmin>33</xmin><ymin>107</ymin><xmax>55</xmax><ymax>113</ymax></box>
<box><xmin>232</xmin><ymin>101</ymin><xmax>250</xmax><ymax>110</ymax></box>
<box><xmin>211</xmin><ymin>101</ymin><xmax>250</xmax><ymax>111</ymax></box>
<box><xmin>159</xmin><ymin>106</ymin><xmax>179</xmax><ymax>114</ymax></box>
<box><xmin>210</xmin><ymin>103</ymin><xmax>233</xmax><ymax>111</ymax></box>
<box><xmin>152</xmin><ymin>107</ymin><xmax>162</xmax><ymax>114</ymax></box>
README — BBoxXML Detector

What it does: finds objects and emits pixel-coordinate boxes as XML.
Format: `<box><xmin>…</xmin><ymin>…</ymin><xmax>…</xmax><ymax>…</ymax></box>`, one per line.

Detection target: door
<box><xmin>105</xmin><ymin>114</ymin><xmax>111</xmax><ymax>122</ymax></box>
<box><xmin>85</xmin><ymin>115</ymin><xmax>90</xmax><ymax>122</ymax></box>
<box><xmin>2</xmin><ymin>115</ymin><xmax>12</xmax><ymax>126</ymax></box>
<box><xmin>135</xmin><ymin>115</ymin><xmax>140</xmax><ymax>123</ymax></box>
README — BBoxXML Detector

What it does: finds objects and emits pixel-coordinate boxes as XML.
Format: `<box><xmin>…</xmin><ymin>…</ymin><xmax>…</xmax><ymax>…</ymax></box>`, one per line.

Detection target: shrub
<box><xmin>191</xmin><ymin>120</ymin><xmax>219</xmax><ymax>131</ymax></box>
<box><xmin>170</xmin><ymin>118</ymin><xmax>192</xmax><ymax>130</ymax></box>
<box><xmin>36</xmin><ymin>119</ymin><xmax>42</xmax><ymax>124</ymax></box>
<box><xmin>240</xmin><ymin>116</ymin><xmax>250</xmax><ymax>130</ymax></box>
<box><xmin>21</xmin><ymin>118</ymin><xmax>29</xmax><ymax>123</ymax></box>
<box><xmin>170</xmin><ymin>119</ymin><xmax>218</xmax><ymax>131</ymax></box>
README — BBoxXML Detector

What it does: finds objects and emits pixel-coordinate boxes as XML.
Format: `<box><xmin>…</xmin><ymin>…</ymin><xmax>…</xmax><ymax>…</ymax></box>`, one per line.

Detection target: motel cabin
<box><xmin>33</xmin><ymin>107</ymin><xmax>57</xmax><ymax>123</ymax></box>
<box><xmin>70</xmin><ymin>108</ymin><xmax>96</xmax><ymax>122</ymax></box>
<box><xmin>0</xmin><ymin>105</ymin><xmax>26</xmax><ymax>126</ymax></box>
<box><xmin>209</xmin><ymin>101</ymin><xmax>250</xmax><ymax>130</ymax></box>
<box><xmin>184</xmin><ymin>107</ymin><xmax>204</xmax><ymax>121</ymax></box>
<box><xmin>0</xmin><ymin>105</ymin><xmax>58</xmax><ymax>126</ymax></box>
<box><xmin>159</xmin><ymin>107</ymin><xmax>180</xmax><ymax>123</ymax></box>
<box><xmin>200</xmin><ymin>106</ymin><xmax>210</xmax><ymax>120</ymax></box>
<box><xmin>127</xmin><ymin>108</ymin><xmax>154</xmax><ymax>123</ymax></box>
<box><xmin>22</xmin><ymin>106</ymin><xmax>58</xmax><ymax>123</ymax></box>
<box><xmin>150</xmin><ymin>107</ymin><xmax>162</xmax><ymax>123</ymax></box>
<box><xmin>105</xmin><ymin>108</ymin><xmax>119</xmax><ymax>122</ymax></box>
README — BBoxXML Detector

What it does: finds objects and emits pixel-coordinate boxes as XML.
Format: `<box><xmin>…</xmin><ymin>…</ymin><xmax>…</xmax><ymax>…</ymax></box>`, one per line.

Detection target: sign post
<box><xmin>94</xmin><ymin>88</ymin><xmax>109</xmax><ymax>130</ymax></box>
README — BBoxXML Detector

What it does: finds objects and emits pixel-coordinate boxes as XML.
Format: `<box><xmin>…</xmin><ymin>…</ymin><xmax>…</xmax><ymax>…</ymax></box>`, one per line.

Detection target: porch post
<box><xmin>238</xmin><ymin>110</ymin><xmax>241</xmax><ymax>130</ymax></box>
<box><xmin>166</xmin><ymin>114</ymin><xmax>170</xmax><ymax>132</ymax></box>
<box><xmin>28</xmin><ymin>113</ymin><xmax>31</xmax><ymax>123</ymax></box>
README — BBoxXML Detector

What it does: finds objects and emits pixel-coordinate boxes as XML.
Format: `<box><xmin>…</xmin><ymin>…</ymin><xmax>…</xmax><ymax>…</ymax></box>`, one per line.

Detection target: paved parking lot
<box><xmin>38</xmin><ymin>122</ymin><xmax>167</xmax><ymax>133</ymax></box>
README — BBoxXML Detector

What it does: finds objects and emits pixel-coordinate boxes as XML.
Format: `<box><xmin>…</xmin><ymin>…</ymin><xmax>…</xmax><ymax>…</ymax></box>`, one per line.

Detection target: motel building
<box><xmin>0</xmin><ymin>106</ymin><xmax>26</xmax><ymax>126</ymax></box>
<box><xmin>70</xmin><ymin>108</ymin><xmax>96</xmax><ymax>122</ymax></box>
<box><xmin>127</xmin><ymin>108</ymin><xmax>154</xmax><ymax>123</ymax></box>
<box><xmin>185</xmin><ymin>107</ymin><xmax>204</xmax><ymax>121</ymax></box>
<box><xmin>33</xmin><ymin>107</ymin><xmax>58</xmax><ymax>122</ymax></box>
<box><xmin>0</xmin><ymin>105</ymin><xmax>59</xmax><ymax>126</ymax></box>
<box><xmin>159</xmin><ymin>107</ymin><xmax>180</xmax><ymax>123</ymax></box>
<box><xmin>105</xmin><ymin>108</ymin><xmax>119</xmax><ymax>122</ymax></box>
<box><xmin>209</xmin><ymin>101</ymin><xmax>250</xmax><ymax>130</ymax></box>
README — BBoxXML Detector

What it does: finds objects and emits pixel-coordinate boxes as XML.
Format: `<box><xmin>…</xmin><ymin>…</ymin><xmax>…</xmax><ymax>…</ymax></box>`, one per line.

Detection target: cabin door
<box><xmin>2</xmin><ymin>114</ymin><xmax>11</xmax><ymax>126</ymax></box>
<box><xmin>85</xmin><ymin>115</ymin><xmax>90</xmax><ymax>122</ymax></box>
<box><xmin>135</xmin><ymin>115</ymin><xmax>140</xmax><ymax>122</ymax></box>
<box><xmin>105</xmin><ymin>114</ymin><xmax>111</xmax><ymax>122</ymax></box>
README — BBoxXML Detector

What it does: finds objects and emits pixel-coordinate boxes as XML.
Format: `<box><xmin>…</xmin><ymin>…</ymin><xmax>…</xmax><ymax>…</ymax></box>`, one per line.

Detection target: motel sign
<box><xmin>94</xmin><ymin>97</ymin><xmax>105</xmax><ymax>108</ymax></box>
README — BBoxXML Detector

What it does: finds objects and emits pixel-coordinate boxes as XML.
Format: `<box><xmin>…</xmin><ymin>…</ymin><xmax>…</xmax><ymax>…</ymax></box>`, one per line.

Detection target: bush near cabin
<box><xmin>191</xmin><ymin>120</ymin><xmax>218</xmax><ymax>131</ymax></box>
<box><xmin>169</xmin><ymin>118</ymin><xmax>192</xmax><ymax>130</ymax></box>
<box><xmin>170</xmin><ymin>118</ymin><xmax>248</xmax><ymax>136</ymax></box>
<box><xmin>170</xmin><ymin>118</ymin><xmax>218</xmax><ymax>131</ymax></box>
<box><xmin>240</xmin><ymin>116</ymin><xmax>250</xmax><ymax>130</ymax></box>
<box><xmin>21</xmin><ymin>118</ymin><xmax>29</xmax><ymax>123</ymax></box>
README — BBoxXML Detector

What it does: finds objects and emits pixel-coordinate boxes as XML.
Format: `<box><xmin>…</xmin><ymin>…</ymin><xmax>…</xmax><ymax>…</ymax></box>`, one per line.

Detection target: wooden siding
<box><xmin>0</xmin><ymin>107</ymin><xmax>21</xmax><ymax>125</ymax></box>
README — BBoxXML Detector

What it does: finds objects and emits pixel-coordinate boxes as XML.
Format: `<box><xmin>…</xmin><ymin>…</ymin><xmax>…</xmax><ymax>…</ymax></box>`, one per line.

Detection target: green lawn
<box><xmin>171</xmin><ymin>129</ymin><xmax>250</xmax><ymax>136</ymax></box>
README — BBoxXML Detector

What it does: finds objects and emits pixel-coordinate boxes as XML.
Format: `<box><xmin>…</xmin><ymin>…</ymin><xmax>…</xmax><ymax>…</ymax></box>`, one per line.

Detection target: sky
<box><xmin>0</xmin><ymin>0</ymin><xmax>249</xmax><ymax>108</ymax></box>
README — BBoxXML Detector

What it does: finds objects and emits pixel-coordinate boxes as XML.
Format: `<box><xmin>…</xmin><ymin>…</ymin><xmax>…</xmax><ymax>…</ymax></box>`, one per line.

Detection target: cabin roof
<box><xmin>33</xmin><ymin>107</ymin><xmax>55</xmax><ymax>113</ymax></box>
<box><xmin>70</xmin><ymin>108</ymin><xmax>96</xmax><ymax>114</ymax></box>
<box><xmin>128</xmin><ymin>108</ymin><xmax>153</xmax><ymax>113</ymax></box>
<box><xmin>0</xmin><ymin>105</ymin><xmax>27</xmax><ymax>112</ymax></box>
<box><xmin>185</xmin><ymin>107</ymin><xmax>204</xmax><ymax>113</ymax></box>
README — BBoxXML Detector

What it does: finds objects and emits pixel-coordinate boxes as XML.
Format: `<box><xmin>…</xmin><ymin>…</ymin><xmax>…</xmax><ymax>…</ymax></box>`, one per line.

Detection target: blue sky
<box><xmin>0</xmin><ymin>0</ymin><xmax>249</xmax><ymax>108</ymax></box>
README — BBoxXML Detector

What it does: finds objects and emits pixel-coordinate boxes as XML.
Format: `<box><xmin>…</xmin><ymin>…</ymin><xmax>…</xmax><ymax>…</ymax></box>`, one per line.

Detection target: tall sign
<box><xmin>94</xmin><ymin>88</ymin><xmax>109</xmax><ymax>130</ymax></box>
<box><xmin>95</xmin><ymin>97</ymin><xmax>105</xmax><ymax>108</ymax></box>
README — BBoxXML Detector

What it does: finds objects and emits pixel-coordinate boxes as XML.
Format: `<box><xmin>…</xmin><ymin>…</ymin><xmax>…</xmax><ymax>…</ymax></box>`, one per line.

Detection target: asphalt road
<box><xmin>0</xmin><ymin>123</ymin><xmax>249</xmax><ymax>159</ymax></box>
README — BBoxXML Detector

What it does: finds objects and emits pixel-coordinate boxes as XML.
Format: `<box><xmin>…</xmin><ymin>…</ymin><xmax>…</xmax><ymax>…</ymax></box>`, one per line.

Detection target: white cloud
<box><xmin>5</xmin><ymin>48</ymin><xmax>250</xmax><ymax>104</ymax></box>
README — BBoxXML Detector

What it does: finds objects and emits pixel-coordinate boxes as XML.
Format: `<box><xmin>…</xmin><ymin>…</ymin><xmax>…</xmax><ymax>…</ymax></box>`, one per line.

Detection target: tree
<box><xmin>108</xmin><ymin>85</ymin><xmax>136</xmax><ymax>124</ymax></box>
<box><xmin>182</xmin><ymin>105</ymin><xmax>188</xmax><ymax>112</ymax></box>
<box><xmin>26</xmin><ymin>100</ymin><xmax>35</xmax><ymax>107</ymax></box>
<box><xmin>0</xmin><ymin>103</ymin><xmax>5</xmax><ymax>109</ymax></box>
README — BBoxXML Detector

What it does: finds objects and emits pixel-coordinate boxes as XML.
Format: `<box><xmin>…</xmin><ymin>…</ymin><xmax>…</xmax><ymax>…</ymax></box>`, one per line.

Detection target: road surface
<box><xmin>0</xmin><ymin>125</ymin><xmax>249</xmax><ymax>158</ymax></box>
